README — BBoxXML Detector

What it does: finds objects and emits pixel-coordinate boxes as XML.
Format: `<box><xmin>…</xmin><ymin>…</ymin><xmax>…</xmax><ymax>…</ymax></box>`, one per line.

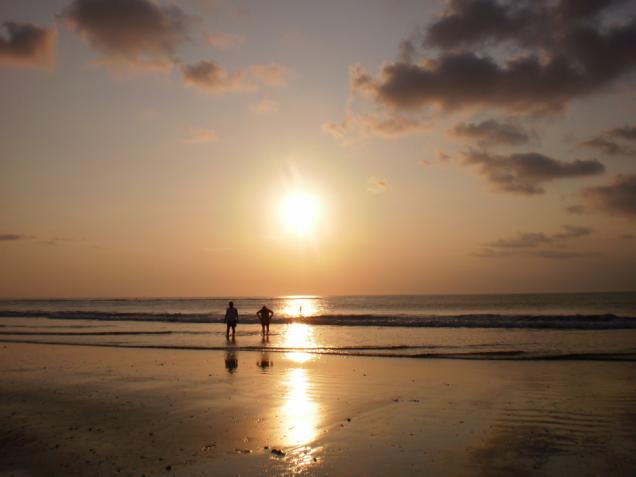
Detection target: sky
<box><xmin>1</xmin><ymin>0</ymin><xmax>636</xmax><ymax>298</ymax></box>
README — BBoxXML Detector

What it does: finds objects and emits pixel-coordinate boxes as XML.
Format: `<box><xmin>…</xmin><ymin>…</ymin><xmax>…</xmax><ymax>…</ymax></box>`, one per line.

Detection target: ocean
<box><xmin>1</xmin><ymin>292</ymin><xmax>635</xmax><ymax>360</ymax></box>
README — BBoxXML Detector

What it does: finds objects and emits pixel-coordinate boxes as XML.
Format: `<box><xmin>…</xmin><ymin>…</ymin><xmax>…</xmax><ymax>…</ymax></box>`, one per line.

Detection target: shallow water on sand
<box><xmin>1</xmin><ymin>317</ymin><xmax>636</xmax><ymax>360</ymax></box>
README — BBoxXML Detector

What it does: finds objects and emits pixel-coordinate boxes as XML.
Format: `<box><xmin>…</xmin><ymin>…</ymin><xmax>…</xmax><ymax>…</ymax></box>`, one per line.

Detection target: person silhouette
<box><xmin>224</xmin><ymin>301</ymin><xmax>239</xmax><ymax>340</ymax></box>
<box><xmin>256</xmin><ymin>305</ymin><xmax>274</xmax><ymax>336</ymax></box>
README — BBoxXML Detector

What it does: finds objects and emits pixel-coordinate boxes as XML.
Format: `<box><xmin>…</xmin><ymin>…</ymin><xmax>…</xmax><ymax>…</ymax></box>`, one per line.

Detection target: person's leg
<box><xmin>231</xmin><ymin>324</ymin><xmax>236</xmax><ymax>339</ymax></box>
<box><xmin>266</xmin><ymin>323</ymin><xmax>269</xmax><ymax>335</ymax></box>
<box><xmin>226</xmin><ymin>324</ymin><xmax>230</xmax><ymax>339</ymax></box>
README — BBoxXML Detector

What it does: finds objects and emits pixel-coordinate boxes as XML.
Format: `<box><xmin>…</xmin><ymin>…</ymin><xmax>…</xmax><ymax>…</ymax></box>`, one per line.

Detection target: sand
<box><xmin>1</xmin><ymin>342</ymin><xmax>635</xmax><ymax>476</ymax></box>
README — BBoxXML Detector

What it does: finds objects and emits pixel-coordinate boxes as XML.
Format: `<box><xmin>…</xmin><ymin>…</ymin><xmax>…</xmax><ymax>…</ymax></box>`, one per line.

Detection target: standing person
<box><xmin>256</xmin><ymin>305</ymin><xmax>274</xmax><ymax>336</ymax></box>
<box><xmin>224</xmin><ymin>301</ymin><xmax>239</xmax><ymax>340</ymax></box>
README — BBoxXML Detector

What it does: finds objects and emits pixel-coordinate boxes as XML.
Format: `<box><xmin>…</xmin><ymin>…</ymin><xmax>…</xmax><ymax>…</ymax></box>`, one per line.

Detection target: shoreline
<box><xmin>1</xmin><ymin>338</ymin><xmax>636</xmax><ymax>362</ymax></box>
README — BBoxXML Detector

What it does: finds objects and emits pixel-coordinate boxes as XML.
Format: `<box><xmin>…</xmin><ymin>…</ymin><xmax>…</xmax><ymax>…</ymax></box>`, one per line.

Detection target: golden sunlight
<box><xmin>283</xmin><ymin>322</ymin><xmax>315</xmax><ymax>363</ymax></box>
<box><xmin>278</xmin><ymin>191</ymin><xmax>322</xmax><ymax>237</ymax></box>
<box><xmin>282</xmin><ymin>368</ymin><xmax>319</xmax><ymax>447</ymax></box>
<box><xmin>281</xmin><ymin>297</ymin><xmax>320</xmax><ymax>318</ymax></box>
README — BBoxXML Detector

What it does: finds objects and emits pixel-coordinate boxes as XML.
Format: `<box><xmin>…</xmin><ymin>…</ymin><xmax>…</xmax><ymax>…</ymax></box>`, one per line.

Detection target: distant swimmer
<box><xmin>256</xmin><ymin>305</ymin><xmax>274</xmax><ymax>336</ymax></box>
<box><xmin>224</xmin><ymin>301</ymin><xmax>239</xmax><ymax>340</ymax></box>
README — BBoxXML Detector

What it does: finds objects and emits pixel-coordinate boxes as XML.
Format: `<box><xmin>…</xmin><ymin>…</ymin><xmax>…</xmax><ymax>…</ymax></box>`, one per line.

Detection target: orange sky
<box><xmin>1</xmin><ymin>0</ymin><xmax>636</xmax><ymax>297</ymax></box>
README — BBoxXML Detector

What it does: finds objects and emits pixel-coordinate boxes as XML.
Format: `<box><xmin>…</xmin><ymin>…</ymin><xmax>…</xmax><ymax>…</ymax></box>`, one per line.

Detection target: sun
<box><xmin>278</xmin><ymin>191</ymin><xmax>321</xmax><ymax>236</ymax></box>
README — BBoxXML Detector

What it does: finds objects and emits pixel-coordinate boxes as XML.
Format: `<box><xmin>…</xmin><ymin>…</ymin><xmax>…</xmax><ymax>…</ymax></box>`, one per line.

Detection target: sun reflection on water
<box><xmin>281</xmin><ymin>297</ymin><xmax>321</xmax><ymax>318</ymax></box>
<box><xmin>283</xmin><ymin>322</ymin><xmax>316</xmax><ymax>363</ymax></box>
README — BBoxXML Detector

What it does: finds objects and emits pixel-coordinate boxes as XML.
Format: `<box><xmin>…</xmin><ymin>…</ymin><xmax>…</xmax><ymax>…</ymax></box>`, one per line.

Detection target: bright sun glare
<box><xmin>278</xmin><ymin>192</ymin><xmax>321</xmax><ymax>236</ymax></box>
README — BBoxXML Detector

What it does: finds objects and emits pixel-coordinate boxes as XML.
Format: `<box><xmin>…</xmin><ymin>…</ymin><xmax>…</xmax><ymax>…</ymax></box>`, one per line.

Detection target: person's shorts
<box><xmin>226</xmin><ymin>320</ymin><xmax>237</xmax><ymax>327</ymax></box>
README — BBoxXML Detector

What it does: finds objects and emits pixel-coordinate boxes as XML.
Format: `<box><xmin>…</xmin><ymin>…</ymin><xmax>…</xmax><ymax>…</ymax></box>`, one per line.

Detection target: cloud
<box><xmin>582</xmin><ymin>174</ymin><xmax>636</xmax><ymax>218</ymax></box>
<box><xmin>368</xmin><ymin>177</ymin><xmax>389</xmax><ymax>194</ymax></box>
<box><xmin>182</xmin><ymin>128</ymin><xmax>217</xmax><ymax>144</ymax></box>
<box><xmin>0</xmin><ymin>233</ymin><xmax>74</xmax><ymax>245</ymax></box>
<box><xmin>578</xmin><ymin>124</ymin><xmax>636</xmax><ymax>156</ymax></box>
<box><xmin>62</xmin><ymin>0</ymin><xmax>192</xmax><ymax>70</ymax></box>
<box><xmin>0</xmin><ymin>233</ymin><xmax>31</xmax><ymax>241</ymax></box>
<box><xmin>477</xmin><ymin>225</ymin><xmax>597</xmax><ymax>259</ymax></box>
<box><xmin>450</xmin><ymin>119</ymin><xmax>530</xmax><ymax>146</ymax></box>
<box><xmin>462</xmin><ymin>150</ymin><xmax>605</xmax><ymax>194</ymax></box>
<box><xmin>206</xmin><ymin>32</ymin><xmax>244</xmax><ymax>49</ymax></box>
<box><xmin>323</xmin><ymin>111</ymin><xmax>430</xmax><ymax>141</ymax></box>
<box><xmin>0</xmin><ymin>21</ymin><xmax>56</xmax><ymax>68</ymax></box>
<box><xmin>250</xmin><ymin>97</ymin><xmax>278</xmax><ymax>113</ymax></box>
<box><xmin>348</xmin><ymin>0</ymin><xmax>636</xmax><ymax>115</ymax></box>
<box><xmin>181</xmin><ymin>60</ymin><xmax>287</xmax><ymax>93</ymax></box>
<box><xmin>607</xmin><ymin>125</ymin><xmax>636</xmax><ymax>141</ymax></box>
<box><xmin>486</xmin><ymin>225</ymin><xmax>592</xmax><ymax>249</ymax></box>
<box><xmin>578</xmin><ymin>136</ymin><xmax>636</xmax><ymax>156</ymax></box>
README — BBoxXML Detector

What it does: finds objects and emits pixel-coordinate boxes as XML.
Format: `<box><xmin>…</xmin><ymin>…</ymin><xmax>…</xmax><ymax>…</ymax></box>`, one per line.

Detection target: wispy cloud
<box><xmin>476</xmin><ymin>225</ymin><xmax>597</xmax><ymax>259</ymax></box>
<box><xmin>181</xmin><ymin>60</ymin><xmax>288</xmax><ymax>94</ymax></box>
<box><xmin>206</xmin><ymin>32</ymin><xmax>244</xmax><ymax>50</ymax></box>
<box><xmin>250</xmin><ymin>97</ymin><xmax>278</xmax><ymax>113</ymax></box>
<box><xmin>182</xmin><ymin>128</ymin><xmax>217</xmax><ymax>144</ymax></box>
<box><xmin>367</xmin><ymin>177</ymin><xmax>389</xmax><ymax>194</ymax></box>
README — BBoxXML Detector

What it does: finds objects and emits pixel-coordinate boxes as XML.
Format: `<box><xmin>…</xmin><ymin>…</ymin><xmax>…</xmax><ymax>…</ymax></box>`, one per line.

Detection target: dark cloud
<box><xmin>451</xmin><ymin>119</ymin><xmax>530</xmax><ymax>146</ymax></box>
<box><xmin>462</xmin><ymin>150</ymin><xmax>605</xmax><ymax>194</ymax></box>
<box><xmin>62</xmin><ymin>0</ymin><xmax>191</xmax><ymax>70</ymax></box>
<box><xmin>181</xmin><ymin>60</ymin><xmax>287</xmax><ymax>93</ymax></box>
<box><xmin>582</xmin><ymin>174</ymin><xmax>636</xmax><ymax>217</ymax></box>
<box><xmin>0</xmin><ymin>22</ymin><xmax>56</xmax><ymax>68</ymax></box>
<box><xmin>0</xmin><ymin>233</ymin><xmax>31</xmax><ymax>241</ymax></box>
<box><xmin>578</xmin><ymin>136</ymin><xmax>635</xmax><ymax>156</ymax></box>
<box><xmin>607</xmin><ymin>125</ymin><xmax>636</xmax><ymax>141</ymax></box>
<box><xmin>350</xmin><ymin>0</ymin><xmax>636</xmax><ymax>115</ymax></box>
<box><xmin>477</xmin><ymin>225</ymin><xmax>596</xmax><ymax>259</ymax></box>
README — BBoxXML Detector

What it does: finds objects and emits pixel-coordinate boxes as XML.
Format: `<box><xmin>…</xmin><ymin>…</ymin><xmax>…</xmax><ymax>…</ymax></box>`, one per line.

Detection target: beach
<box><xmin>1</xmin><ymin>338</ymin><xmax>636</xmax><ymax>477</ymax></box>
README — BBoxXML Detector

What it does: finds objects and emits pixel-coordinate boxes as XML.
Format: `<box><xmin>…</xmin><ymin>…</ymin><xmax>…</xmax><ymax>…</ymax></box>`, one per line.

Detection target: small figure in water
<box><xmin>256</xmin><ymin>305</ymin><xmax>274</xmax><ymax>336</ymax></box>
<box><xmin>224</xmin><ymin>301</ymin><xmax>239</xmax><ymax>340</ymax></box>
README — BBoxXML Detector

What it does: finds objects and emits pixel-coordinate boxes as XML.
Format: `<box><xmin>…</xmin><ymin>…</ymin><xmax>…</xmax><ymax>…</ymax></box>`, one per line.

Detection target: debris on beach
<box><xmin>271</xmin><ymin>448</ymin><xmax>286</xmax><ymax>457</ymax></box>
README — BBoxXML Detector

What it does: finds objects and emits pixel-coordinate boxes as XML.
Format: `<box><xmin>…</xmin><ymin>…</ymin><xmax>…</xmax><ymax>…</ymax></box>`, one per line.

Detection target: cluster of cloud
<box><xmin>450</xmin><ymin>119</ymin><xmax>531</xmax><ymax>146</ymax></box>
<box><xmin>462</xmin><ymin>150</ymin><xmax>605</xmax><ymax>195</ymax></box>
<box><xmin>578</xmin><ymin>124</ymin><xmax>636</xmax><ymax>156</ymax></box>
<box><xmin>476</xmin><ymin>225</ymin><xmax>597</xmax><ymax>259</ymax></box>
<box><xmin>351</xmin><ymin>0</ymin><xmax>636</xmax><ymax>115</ymax></box>
<box><xmin>0</xmin><ymin>21</ymin><xmax>56</xmax><ymax>68</ymax></box>
<box><xmin>3</xmin><ymin>0</ymin><xmax>288</xmax><ymax>104</ymax></box>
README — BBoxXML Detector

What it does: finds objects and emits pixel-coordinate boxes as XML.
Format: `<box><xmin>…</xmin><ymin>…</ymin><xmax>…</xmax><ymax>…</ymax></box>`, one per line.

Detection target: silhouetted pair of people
<box><xmin>223</xmin><ymin>301</ymin><xmax>275</xmax><ymax>338</ymax></box>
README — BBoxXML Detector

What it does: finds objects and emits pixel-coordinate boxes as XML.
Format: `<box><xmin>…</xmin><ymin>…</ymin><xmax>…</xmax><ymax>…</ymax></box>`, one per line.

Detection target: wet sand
<box><xmin>1</xmin><ymin>342</ymin><xmax>635</xmax><ymax>476</ymax></box>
